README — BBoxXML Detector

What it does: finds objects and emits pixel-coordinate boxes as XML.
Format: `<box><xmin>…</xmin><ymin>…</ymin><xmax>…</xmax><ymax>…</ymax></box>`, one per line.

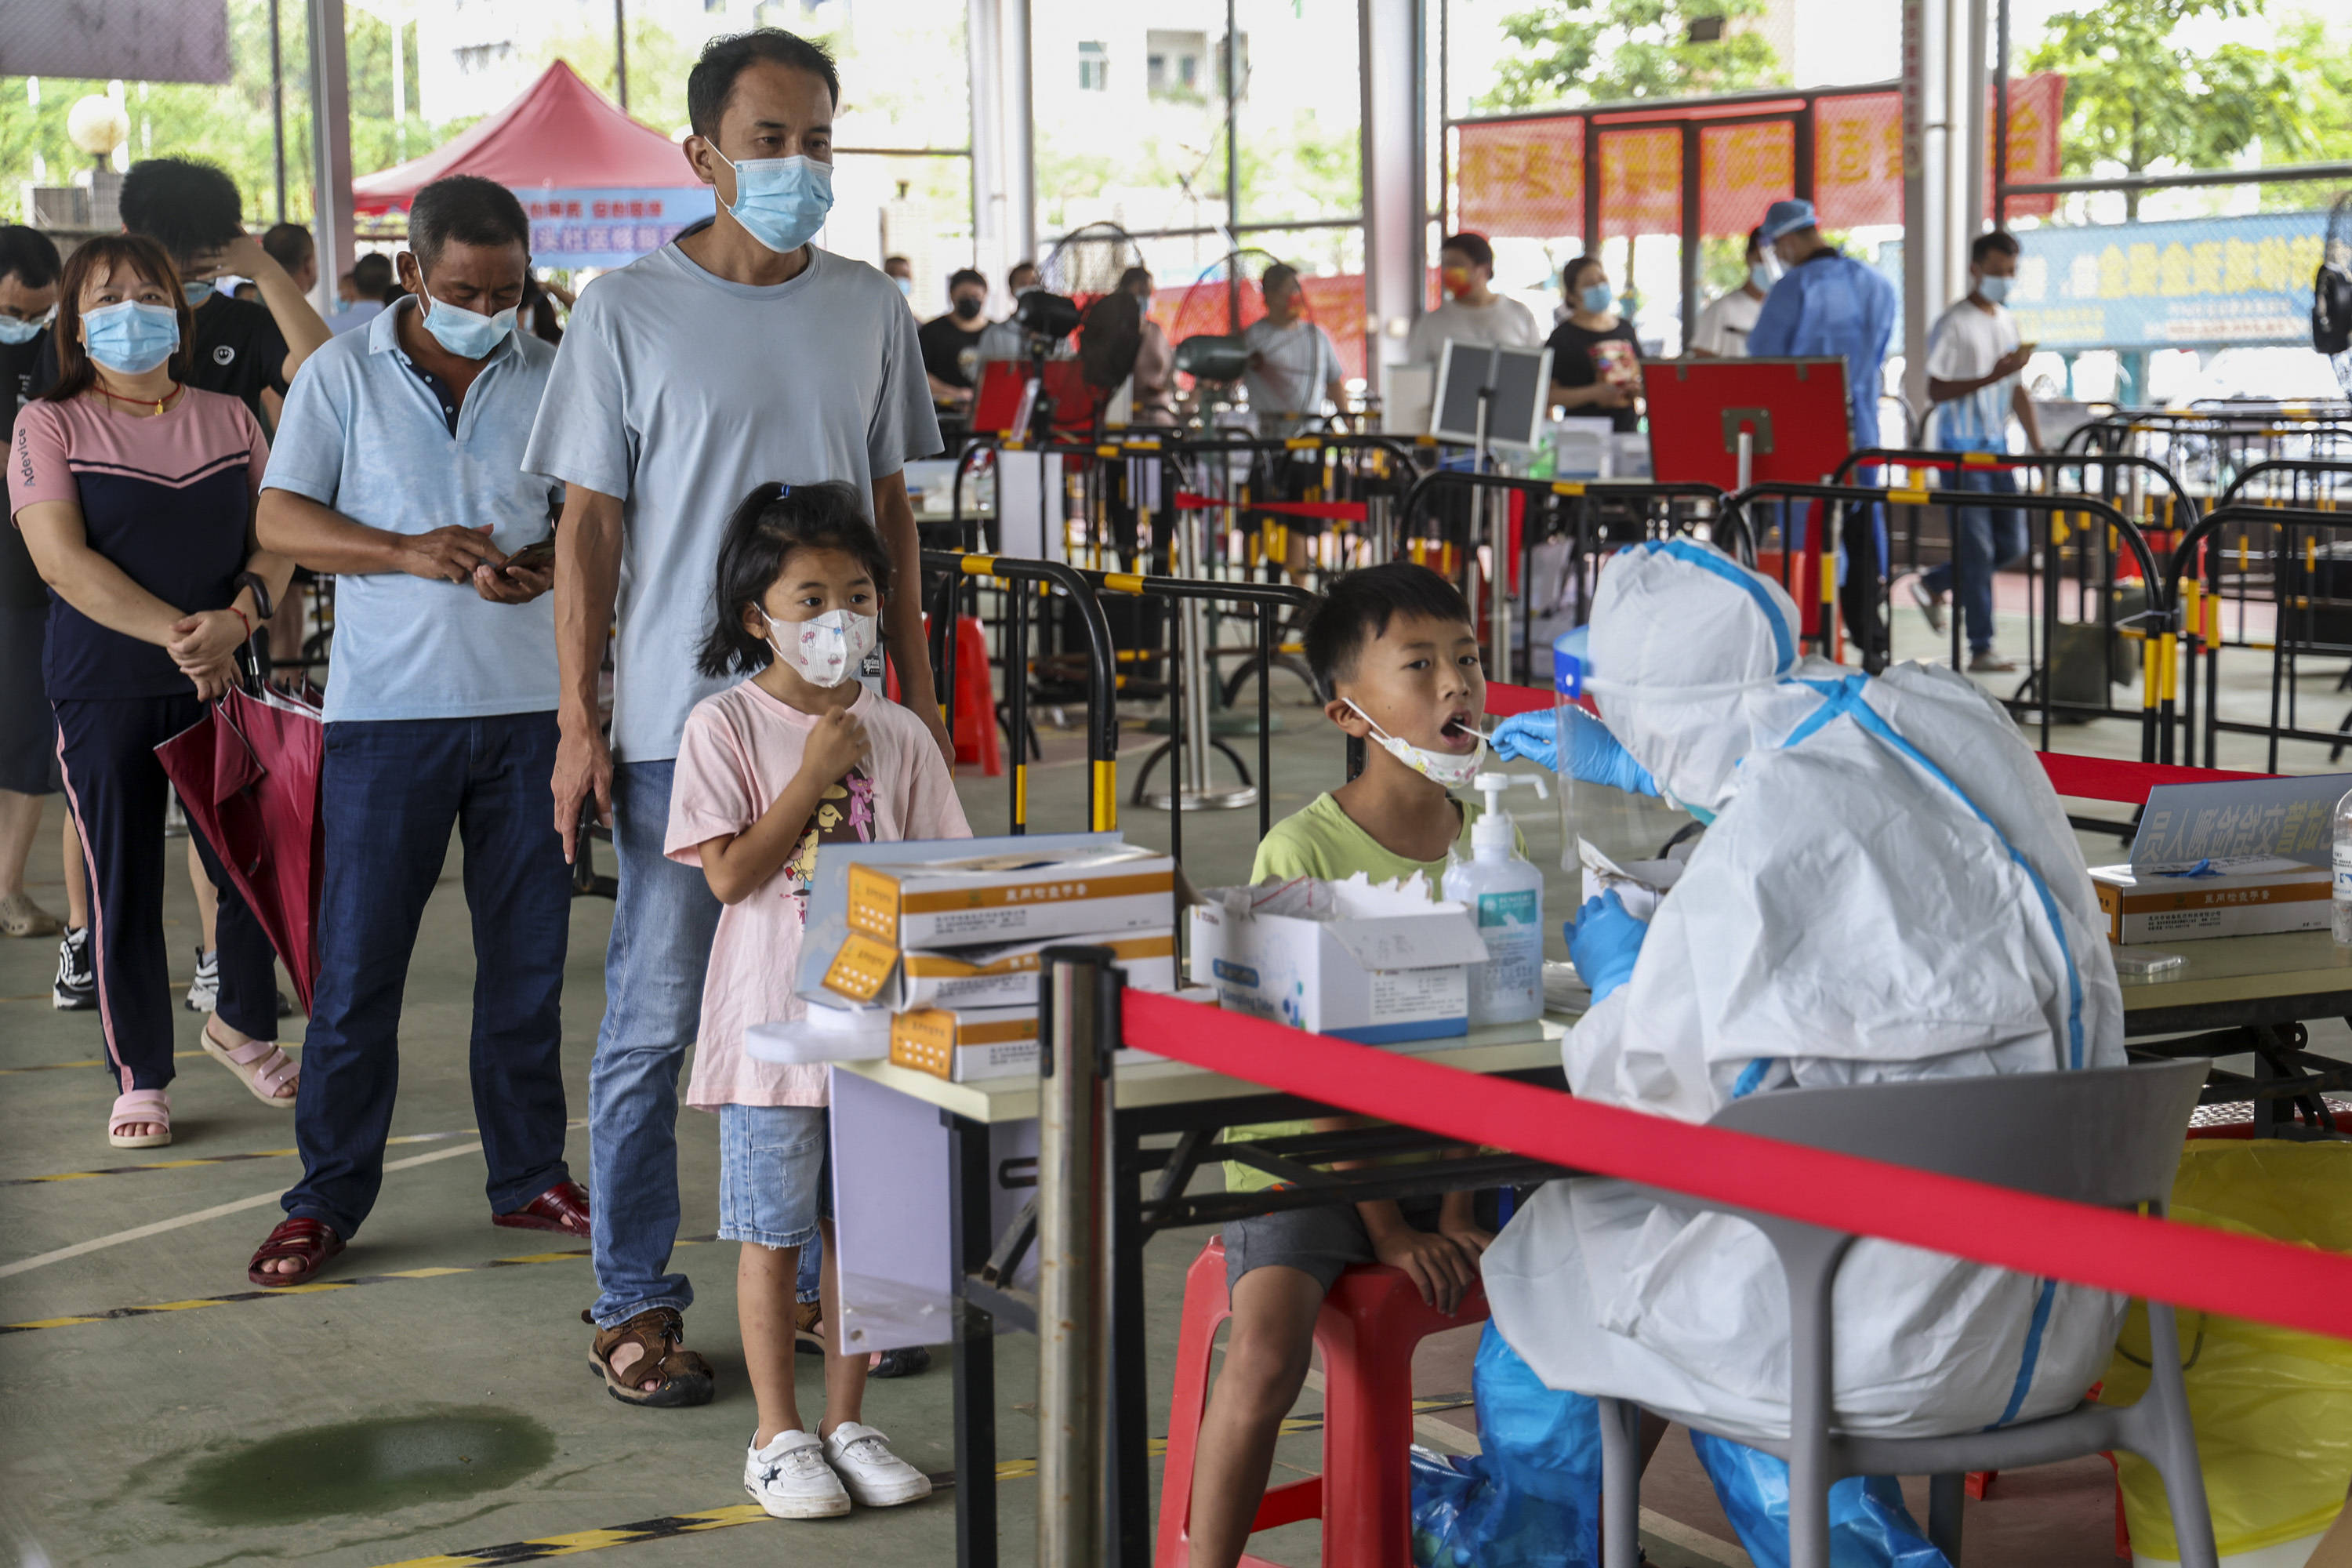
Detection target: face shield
<box><xmin>1582</xmin><ymin>541</ymin><xmax>1804</xmax><ymax>816</ymax></box>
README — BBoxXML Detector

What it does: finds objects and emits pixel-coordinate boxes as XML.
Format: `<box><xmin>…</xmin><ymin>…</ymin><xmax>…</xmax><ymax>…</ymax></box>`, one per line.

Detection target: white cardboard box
<box><xmin>2090</xmin><ymin>859</ymin><xmax>2331</xmax><ymax>943</ymax></box>
<box><xmin>1186</xmin><ymin>874</ymin><xmax>1490</xmax><ymax>1043</ymax></box>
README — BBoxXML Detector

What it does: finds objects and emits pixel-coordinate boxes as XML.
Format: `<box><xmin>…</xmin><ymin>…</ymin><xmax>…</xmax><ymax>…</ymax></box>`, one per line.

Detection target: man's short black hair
<box><xmin>260</xmin><ymin>221</ymin><xmax>313</xmax><ymax>270</ymax></box>
<box><xmin>948</xmin><ymin>267</ymin><xmax>988</xmax><ymax>293</ymax></box>
<box><xmin>408</xmin><ymin>175</ymin><xmax>530</xmax><ymax>274</ymax></box>
<box><xmin>0</xmin><ymin>224</ymin><xmax>62</xmax><ymax>290</ymax></box>
<box><xmin>1305</xmin><ymin>562</ymin><xmax>1474</xmax><ymax>693</ymax></box>
<box><xmin>699</xmin><ymin>481</ymin><xmax>893</xmax><ymax>677</ymax></box>
<box><xmin>1117</xmin><ymin>265</ymin><xmax>1152</xmax><ymax>293</ymax></box>
<box><xmin>351</xmin><ymin>252</ymin><xmax>397</xmax><ymax>302</ymax></box>
<box><xmin>688</xmin><ymin>29</ymin><xmax>840</xmax><ymax>140</ymax></box>
<box><xmin>1972</xmin><ymin>229</ymin><xmax>2020</xmax><ymax>266</ymax></box>
<box><xmin>118</xmin><ymin>158</ymin><xmax>245</xmax><ymax>263</ymax></box>
<box><xmin>1439</xmin><ymin>231</ymin><xmax>1494</xmax><ymax>271</ymax></box>
<box><xmin>1008</xmin><ymin>260</ymin><xmax>1037</xmax><ymax>287</ymax></box>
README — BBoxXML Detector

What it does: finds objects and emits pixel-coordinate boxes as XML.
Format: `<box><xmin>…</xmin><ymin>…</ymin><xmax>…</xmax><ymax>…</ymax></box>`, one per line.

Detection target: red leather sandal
<box><xmin>246</xmin><ymin>1215</ymin><xmax>343</xmax><ymax>1288</ymax></box>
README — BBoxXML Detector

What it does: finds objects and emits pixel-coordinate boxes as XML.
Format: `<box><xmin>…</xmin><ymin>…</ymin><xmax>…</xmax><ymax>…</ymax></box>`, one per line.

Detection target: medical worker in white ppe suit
<box><xmin>1478</xmin><ymin>538</ymin><xmax>2127</xmax><ymax>1564</ymax></box>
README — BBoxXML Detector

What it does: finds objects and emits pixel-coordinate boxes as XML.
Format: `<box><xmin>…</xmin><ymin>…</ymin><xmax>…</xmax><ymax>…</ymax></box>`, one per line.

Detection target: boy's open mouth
<box><xmin>1439</xmin><ymin>712</ymin><xmax>1484</xmax><ymax>753</ymax></box>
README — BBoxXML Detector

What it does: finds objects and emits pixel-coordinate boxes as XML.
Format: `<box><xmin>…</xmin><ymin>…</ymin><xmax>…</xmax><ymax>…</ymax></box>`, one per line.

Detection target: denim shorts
<box><xmin>717</xmin><ymin>1103</ymin><xmax>833</xmax><ymax>1251</ymax></box>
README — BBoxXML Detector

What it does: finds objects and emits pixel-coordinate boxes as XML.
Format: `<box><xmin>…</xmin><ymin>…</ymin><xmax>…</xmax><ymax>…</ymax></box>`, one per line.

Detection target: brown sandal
<box><xmin>247</xmin><ymin>1215</ymin><xmax>343</xmax><ymax>1287</ymax></box>
<box><xmin>583</xmin><ymin>1306</ymin><xmax>715</xmax><ymax>1407</ymax></box>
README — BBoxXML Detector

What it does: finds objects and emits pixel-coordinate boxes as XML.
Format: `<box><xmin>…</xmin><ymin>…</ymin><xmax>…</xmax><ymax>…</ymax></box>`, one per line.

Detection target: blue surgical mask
<box><xmin>1748</xmin><ymin>263</ymin><xmax>1773</xmax><ymax>291</ymax></box>
<box><xmin>1976</xmin><ymin>273</ymin><xmax>2011</xmax><ymax>304</ymax></box>
<box><xmin>711</xmin><ymin>147</ymin><xmax>834</xmax><ymax>255</ymax></box>
<box><xmin>419</xmin><ymin>287</ymin><xmax>517</xmax><ymax>359</ymax></box>
<box><xmin>183</xmin><ymin>279</ymin><xmax>215</xmax><ymax>308</ymax></box>
<box><xmin>893</xmin><ymin>274</ymin><xmax>913</xmax><ymax>298</ymax></box>
<box><xmin>82</xmin><ymin>300</ymin><xmax>181</xmax><ymax>374</ymax></box>
<box><xmin>1580</xmin><ymin>283</ymin><xmax>1614</xmax><ymax>314</ymax></box>
<box><xmin>0</xmin><ymin>310</ymin><xmax>48</xmax><ymax>347</ymax></box>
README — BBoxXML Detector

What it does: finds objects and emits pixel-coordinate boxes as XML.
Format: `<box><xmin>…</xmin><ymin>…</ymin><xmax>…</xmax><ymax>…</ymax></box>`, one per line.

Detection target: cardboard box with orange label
<box><xmin>2088</xmin><ymin>771</ymin><xmax>2352</xmax><ymax>944</ymax></box>
<box><xmin>826</xmin><ymin>927</ymin><xmax>1178</xmax><ymax>1011</ymax></box>
<box><xmin>845</xmin><ymin>845</ymin><xmax>1176</xmax><ymax>949</ymax></box>
<box><xmin>889</xmin><ymin>1004</ymin><xmax>1042</xmax><ymax>1083</ymax></box>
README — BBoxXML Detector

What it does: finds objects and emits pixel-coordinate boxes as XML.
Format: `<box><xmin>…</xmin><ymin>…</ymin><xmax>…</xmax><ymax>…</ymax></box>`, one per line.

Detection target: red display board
<box><xmin>1642</xmin><ymin>355</ymin><xmax>1857</xmax><ymax>659</ymax></box>
<box><xmin>969</xmin><ymin>359</ymin><xmax>1102</xmax><ymax>439</ymax></box>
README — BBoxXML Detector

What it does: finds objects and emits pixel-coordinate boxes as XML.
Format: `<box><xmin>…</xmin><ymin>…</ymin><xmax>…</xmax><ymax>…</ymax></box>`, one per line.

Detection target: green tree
<box><xmin>2</xmin><ymin>0</ymin><xmax>470</xmax><ymax>226</ymax></box>
<box><xmin>1477</xmin><ymin>0</ymin><xmax>1784</xmax><ymax>113</ymax></box>
<box><xmin>2026</xmin><ymin>0</ymin><xmax>2311</xmax><ymax>219</ymax></box>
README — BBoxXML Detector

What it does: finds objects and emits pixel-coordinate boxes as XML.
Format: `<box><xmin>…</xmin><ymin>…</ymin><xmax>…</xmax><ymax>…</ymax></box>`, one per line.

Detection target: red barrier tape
<box><xmin>1171</xmin><ymin>491</ymin><xmax>1371</xmax><ymax>524</ymax></box>
<box><xmin>1481</xmin><ymin>679</ymin><xmax>2278</xmax><ymax>804</ymax></box>
<box><xmin>1123</xmin><ymin>990</ymin><xmax>2352</xmax><ymax>1341</ymax></box>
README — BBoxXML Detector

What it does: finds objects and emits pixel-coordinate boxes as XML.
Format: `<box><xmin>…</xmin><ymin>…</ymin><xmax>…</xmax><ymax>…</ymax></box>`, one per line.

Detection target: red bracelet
<box><xmin>229</xmin><ymin>604</ymin><xmax>252</xmax><ymax>639</ymax></box>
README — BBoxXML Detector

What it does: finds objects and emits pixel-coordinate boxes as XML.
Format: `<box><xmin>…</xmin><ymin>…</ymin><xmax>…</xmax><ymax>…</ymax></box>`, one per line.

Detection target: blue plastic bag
<box><xmin>1410</xmin><ymin>1325</ymin><xmax>1951</xmax><ymax>1568</ymax></box>
<box><xmin>1686</xmin><ymin>1432</ymin><xmax>1947</xmax><ymax>1568</ymax></box>
<box><xmin>1411</xmin><ymin>1324</ymin><xmax>1604</xmax><ymax>1567</ymax></box>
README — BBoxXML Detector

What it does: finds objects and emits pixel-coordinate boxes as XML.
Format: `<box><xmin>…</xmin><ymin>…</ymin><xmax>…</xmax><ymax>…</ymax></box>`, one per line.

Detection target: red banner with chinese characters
<box><xmin>1455</xmin><ymin>77</ymin><xmax>2061</xmax><ymax>241</ymax></box>
<box><xmin>1455</xmin><ymin>118</ymin><xmax>1586</xmax><ymax>239</ymax></box>
<box><xmin>1700</xmin><ymin>120</ymin><xmax>1796</xmax><ymax>240</ymax></box>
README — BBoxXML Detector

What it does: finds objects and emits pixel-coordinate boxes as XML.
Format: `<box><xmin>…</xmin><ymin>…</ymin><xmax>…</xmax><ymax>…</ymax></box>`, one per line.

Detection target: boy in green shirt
<box><xmin>1187</xmin><ymin>563</ymin><xmax>1497</xmax><ymax>1568</ymax></box>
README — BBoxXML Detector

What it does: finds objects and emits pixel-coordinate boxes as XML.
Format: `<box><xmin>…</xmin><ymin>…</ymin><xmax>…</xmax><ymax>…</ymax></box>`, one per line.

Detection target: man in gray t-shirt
<box><xmin>1241</xmin><ymin>263</ymin><xmax>1345</xmax><ymax>439</ymax></box>
<box><xmin>520</xmin><ymin>26</ymin><xmax>942</xmax><ymax>1409</ymax></box>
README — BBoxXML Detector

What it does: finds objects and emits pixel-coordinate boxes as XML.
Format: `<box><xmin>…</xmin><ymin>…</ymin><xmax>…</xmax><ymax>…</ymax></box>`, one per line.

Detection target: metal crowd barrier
<box><xmin>2164</xmin><ymin>502</ymin><xmax>2352</xmax><ymax>771</ymax></box>
<box><xmin>1722</xmin><ymin>483</ymin><xmax>2169</xmax><ymax>758</ymax></box>
<box><xmin>1396</xmin><ymin>469</ymin><xmax>1740</xmax><ymax>684</ymax></box>
<box><xmin>1066</xmin><ymin>566</ymin><xmax>1316</xmax><ymax>859</ymax></box>
<box><xmin>922</xmin><ymin>549</ymin><xmax>1120</xmax><ymax>833</ymax></box>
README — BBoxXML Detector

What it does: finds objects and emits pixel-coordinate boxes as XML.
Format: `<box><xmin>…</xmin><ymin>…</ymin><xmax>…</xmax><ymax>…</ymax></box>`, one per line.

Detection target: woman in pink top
<box><xmin>662</xmin><ymin>481</ymin><xmax>967</xmax><ymax>1518</ymax></box>
<box><xmin>9</xmin><ymin>235</ymin><xmax>297</xmax><ymax>1149</ymax></box>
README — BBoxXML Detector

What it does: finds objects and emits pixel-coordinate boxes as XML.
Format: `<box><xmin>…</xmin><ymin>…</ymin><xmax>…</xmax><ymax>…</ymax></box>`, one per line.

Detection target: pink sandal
<box><xmin>200</xmin><ymin>1022</ymin><xmax>299</xmax><ymax>1107</ymax></box>
<box><xmin>109</xmin><ymin>1089</ymin><xmax>172</xmax><ymax>1149</ymax></box>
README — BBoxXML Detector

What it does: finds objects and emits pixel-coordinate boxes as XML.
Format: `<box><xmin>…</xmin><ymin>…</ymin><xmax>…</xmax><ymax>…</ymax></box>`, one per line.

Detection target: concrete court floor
<box><xmin>0</xmin><ymin>598</ymin><xmax>2335</xmax><ymax>1568</ymax></box>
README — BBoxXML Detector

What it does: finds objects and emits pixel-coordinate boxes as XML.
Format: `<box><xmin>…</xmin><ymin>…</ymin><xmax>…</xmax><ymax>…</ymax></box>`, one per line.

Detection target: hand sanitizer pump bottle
<box><xmin>1445</xmin><ymin>771</ymin><xmax>1550</xmax><ymax>1026</ymax></box>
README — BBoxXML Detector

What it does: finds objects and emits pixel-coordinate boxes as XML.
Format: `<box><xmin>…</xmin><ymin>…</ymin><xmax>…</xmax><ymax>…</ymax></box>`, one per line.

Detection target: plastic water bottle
<box><xmin>2335</xmin><ymin>786</ymin><xmax>2352</xmax><ymax>945</ymax></box>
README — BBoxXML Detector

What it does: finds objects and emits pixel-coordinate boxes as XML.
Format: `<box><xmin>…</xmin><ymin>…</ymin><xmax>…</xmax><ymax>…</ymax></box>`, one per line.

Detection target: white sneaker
<box><xmin>822</xmin><ymin>1421</ymin><xmax>933</xmax><ymax>1508</ymax></box>
<box><xmin>183</xmin><ymin>946</ymin><xmax>218</xmax><ymax>1013</ymax></box>
<box><xmin>743</xmin><ymin>1429</ymin><xmax>851</xmax><ymax>1519</ymax></box>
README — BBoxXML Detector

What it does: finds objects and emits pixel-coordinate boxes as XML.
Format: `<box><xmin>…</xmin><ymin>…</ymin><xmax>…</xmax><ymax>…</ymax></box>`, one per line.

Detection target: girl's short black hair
<box><xmin>697</xmin><ymin>480</ymin><xmax>893</xmax><ymax>678</ymax></box>
<box><xmin>1304</xmin><ymin>562</ymin><xmax>1473</xmax><ymax>692</ymax></box>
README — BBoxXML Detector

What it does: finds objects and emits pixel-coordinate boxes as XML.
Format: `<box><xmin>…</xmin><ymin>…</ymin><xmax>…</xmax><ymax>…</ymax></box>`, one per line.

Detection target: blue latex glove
<box><xmin>1489</xmin><ymin>707</ymin><xmax>1659</xmax><ymax>796</ymax></box>
<box><xmin>1567</xmin><ymin>891</ymin><xmax>1649</xmax><ymax>1006</ymax></box>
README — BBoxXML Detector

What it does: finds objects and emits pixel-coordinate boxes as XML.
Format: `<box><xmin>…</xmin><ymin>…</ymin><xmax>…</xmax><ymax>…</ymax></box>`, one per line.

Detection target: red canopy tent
<box><xmin>353</xmin><ymin>60</ymin><xmax>713</xmax><ymax>265</ymax></box>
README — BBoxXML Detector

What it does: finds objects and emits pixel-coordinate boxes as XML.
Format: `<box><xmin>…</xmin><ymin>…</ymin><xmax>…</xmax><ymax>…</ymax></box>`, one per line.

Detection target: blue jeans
<box><xmin>283</xmin><ymin>713</ymin><xmax>572</xmax><ymax>1237</ymax></box>
<box><xmin>588</xmin><ymin>758</ymin><xmax>723</xmax><ymax>1328</ymax></box>
<box><xmin>1919</xmin><ymin>466</ymin><xmax>2027</xmax><ymax>653</ymax></box>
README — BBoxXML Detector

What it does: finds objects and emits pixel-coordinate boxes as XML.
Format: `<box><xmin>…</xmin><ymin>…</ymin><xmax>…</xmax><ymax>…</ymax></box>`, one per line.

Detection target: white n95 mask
<box><xmin>1345</xmin><ymin>699</ymin><xmax>1486</xmax><ymax>789</ymax></box>
<box><xmin>766</xmin><ymin>608</ymin><xmax>878</xmax><ymax>688</ymax></box>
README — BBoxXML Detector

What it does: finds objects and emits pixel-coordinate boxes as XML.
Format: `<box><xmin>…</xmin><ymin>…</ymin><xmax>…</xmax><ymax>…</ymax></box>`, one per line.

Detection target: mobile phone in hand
<box><xmin>505</xmin><ymin>537</ymin><xmax>556</xmax><ymax>573</ymax></box>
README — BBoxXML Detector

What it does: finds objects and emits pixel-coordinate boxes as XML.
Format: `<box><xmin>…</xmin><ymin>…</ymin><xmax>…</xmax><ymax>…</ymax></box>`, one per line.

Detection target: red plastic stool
<box><xmin>1155</xmin><ymin>1236</ymin><xmax>1488</xmax><ymax>1568</ymax></box>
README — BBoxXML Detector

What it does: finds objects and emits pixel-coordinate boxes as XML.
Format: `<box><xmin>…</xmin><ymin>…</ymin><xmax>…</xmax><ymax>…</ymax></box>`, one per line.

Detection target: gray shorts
<box><xmin>1223</xmin><ymin>1196</ymin><xmax>1450</xmax><ymax>1296</ymax></box>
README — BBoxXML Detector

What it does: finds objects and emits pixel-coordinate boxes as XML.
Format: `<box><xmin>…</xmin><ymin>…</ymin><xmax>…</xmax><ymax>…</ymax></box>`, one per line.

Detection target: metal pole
<box><xmin>1036</xmin><ymin>947</ymin><xmax>1117</xmax><ymax>1568</ymax></box>
<box><xmin>1992</xmin><ymin>0</ymin><xmax>2011</xmax><ymax>226</ymax></box>
<box><xmin>612</xmin><ymin>0</ymin><xmax>629</xmax><ymax>112</ymax></box>
<box><xmin>269</xmin><ymin>0</ymin><xmax>286</xmax><ymax>223</ymax></box>
<box><xmin>306</xmin><ymin>0</ymin><xmax>356</xmax><ymax>322</ymax></box>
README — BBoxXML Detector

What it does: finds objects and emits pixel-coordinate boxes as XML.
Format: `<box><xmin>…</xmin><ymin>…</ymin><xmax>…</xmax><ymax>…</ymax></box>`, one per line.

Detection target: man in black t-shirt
<box><xmin>31</xmin><ymin>158</ymin><xmax>330</xmax><ymax>426</ymax></box>
<box><xmin>916</xmin><ymin>267</ymin><xmax>992</xmax><ymax>409</ymax></box>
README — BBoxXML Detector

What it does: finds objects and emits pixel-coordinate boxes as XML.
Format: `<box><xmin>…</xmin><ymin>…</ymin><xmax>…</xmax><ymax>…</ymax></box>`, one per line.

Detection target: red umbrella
<box><xmin>155</xmin><ymin>684</ymin><xmax>325</xmax><ymax>1014</ymax></box>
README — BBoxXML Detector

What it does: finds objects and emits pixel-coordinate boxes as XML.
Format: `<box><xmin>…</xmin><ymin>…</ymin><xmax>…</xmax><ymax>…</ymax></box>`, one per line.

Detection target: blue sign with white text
<box><xmin>1876</xmin><ymin>210</ymin><xmax>2329</xmax><ymax>351</ymax></box>
<box><xmin>518</xmin><ymin>185</ymin><xmax>716</xmax><ymax>270</ymax></box>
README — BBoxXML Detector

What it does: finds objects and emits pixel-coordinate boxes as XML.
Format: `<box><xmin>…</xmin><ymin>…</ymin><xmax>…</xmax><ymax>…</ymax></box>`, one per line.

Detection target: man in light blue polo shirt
<box><xmin>243</xmin><ymin>175</ymin><xmax>586</xmax><ymax>1288</ymax></box>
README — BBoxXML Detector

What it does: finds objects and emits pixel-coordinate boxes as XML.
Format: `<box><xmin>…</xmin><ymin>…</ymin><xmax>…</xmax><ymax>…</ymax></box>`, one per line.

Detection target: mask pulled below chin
<box><xmin>1345</xmin><ymin>699</ymin><xmax>1486</xmax><ymax>788</ymax></box>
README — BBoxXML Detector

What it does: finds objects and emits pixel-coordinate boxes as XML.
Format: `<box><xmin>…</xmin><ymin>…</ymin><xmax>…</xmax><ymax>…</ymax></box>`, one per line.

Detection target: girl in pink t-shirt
<box><xmin>665</xmin><ymin>480</ymin><xmax>968</xmax><ymax>1520</ymax></box>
